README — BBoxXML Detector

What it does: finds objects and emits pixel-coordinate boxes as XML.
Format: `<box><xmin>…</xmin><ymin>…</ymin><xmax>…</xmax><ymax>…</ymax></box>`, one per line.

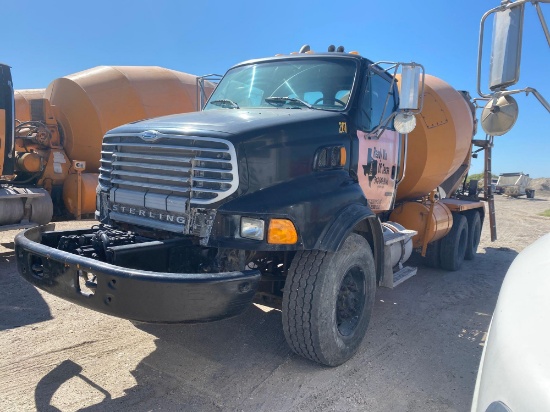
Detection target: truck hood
<box><xmin>105</xmin><ymin>108</ymin><xmax>344</xmax><ymax>138</ymax></box>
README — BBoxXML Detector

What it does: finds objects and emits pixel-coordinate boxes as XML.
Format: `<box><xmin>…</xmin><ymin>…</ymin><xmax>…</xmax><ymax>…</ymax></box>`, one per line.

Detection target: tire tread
<box><xmin>282</xmin><ymin>250</ymin><xmax>326</xmax><ymax>363</ymax></box>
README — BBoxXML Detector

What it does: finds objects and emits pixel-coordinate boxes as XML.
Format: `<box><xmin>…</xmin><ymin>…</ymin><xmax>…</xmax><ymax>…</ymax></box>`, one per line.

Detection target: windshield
<box><xmin>204</xmin><ymin>58</ymin><xmax>357</xmax><ymax>111</ymax></box>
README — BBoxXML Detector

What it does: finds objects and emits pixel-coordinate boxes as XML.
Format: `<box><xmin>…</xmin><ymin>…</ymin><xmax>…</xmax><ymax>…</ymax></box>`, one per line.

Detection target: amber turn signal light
<box><xmin>267</xmin><ymin>219</ymin><xmax>298</xmax><ymax>244</ymax></box>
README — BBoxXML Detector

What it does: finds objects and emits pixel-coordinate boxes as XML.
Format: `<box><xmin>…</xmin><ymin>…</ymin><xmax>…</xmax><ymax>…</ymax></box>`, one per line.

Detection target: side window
<box><xmin>359</xmin><ymin>74</ymin><xmax>396</xmax><ymax>132</ymax></box>
<box><xmin>336</xmin><ymin>89</ymin><xmax>350</xmax><ymax>104</ymax></box>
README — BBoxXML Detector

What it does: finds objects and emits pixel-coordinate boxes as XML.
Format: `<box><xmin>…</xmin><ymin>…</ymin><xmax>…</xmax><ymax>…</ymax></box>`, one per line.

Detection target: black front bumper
<box><xmin>15</xmin><ymin>226</ymin><xmax>261</xmax><ymax>323</ymax></box>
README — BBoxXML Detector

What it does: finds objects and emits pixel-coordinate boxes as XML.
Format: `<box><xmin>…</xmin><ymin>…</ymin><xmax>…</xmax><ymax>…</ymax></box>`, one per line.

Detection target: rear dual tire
<box><xmin>423</xmin><ymin>211</ymin><xmax>481</xmax><ymax>270</ymax></box>
<box><xmin>464</xmin><ymin>211</ymin><xmax>481</xmax><ymax>261</ymax></box>
<box><xmin>440</xmin><ymin>213</ymin><xmax>468</xmax><ymax>271</ymax></box>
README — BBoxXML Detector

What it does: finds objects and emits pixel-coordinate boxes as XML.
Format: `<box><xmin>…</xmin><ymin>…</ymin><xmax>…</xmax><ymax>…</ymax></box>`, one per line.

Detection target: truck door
<box><xmin>355</xmin><ymin>71</ymin><xmax>400</xmax><ymax>213</ymax></box>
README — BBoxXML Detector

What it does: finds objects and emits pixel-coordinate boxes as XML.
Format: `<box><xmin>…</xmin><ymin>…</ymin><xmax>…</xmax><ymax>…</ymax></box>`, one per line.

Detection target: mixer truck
<box><xmin>1</xmin><ymin>65</ymin><xmax>213</xmax><ymax>230</ymax></box>
<box><xmin>15</xmin><ymin>47</ymin><xmax>487</xmax><ymax>366</ymax></box>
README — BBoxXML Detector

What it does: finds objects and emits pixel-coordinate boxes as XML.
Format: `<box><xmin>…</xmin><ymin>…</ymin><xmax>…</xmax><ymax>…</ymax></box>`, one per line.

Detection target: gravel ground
<box><xmin>1</xmin><ymin>193</ymin><xmax>549</xmax><ymax>412</ymax></box>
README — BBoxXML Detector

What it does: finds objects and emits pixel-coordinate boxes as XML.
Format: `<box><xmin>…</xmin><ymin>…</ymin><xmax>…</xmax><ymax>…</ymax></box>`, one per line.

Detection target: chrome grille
<box><xmin>99</xmin><ymin>133</ymin><xmax>239</xmax><ymax>211</ymax></box>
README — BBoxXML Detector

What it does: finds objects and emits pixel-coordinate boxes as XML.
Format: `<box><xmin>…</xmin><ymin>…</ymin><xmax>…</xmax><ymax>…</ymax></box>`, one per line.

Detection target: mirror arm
<box><xmin>368</xmin><ymin>112</ymin><xmax>399</xmax><ymax>141</ymax></box>
<box><xmin>416</xmin><ymin>69</ymin><xmax>426</xmax><ymax>113</ymax></box>
<box><xmin>525</xmin><ymin>87</ymin><xmax>550</xmax><ymax>113</ymax></box>
<box><xmin>477</xmin><ymin>4</ymin><xmax>505</xmax><ymax>97</ymax></box>
<box><xmin>483</xmin><ymin>87</ymin><xmax>550</xmax><ymax>113</ymax></box>
<box><xmin>534</xmin><ymin>1</ymin><xmax>550</xmax><ymax>46</ymax></box>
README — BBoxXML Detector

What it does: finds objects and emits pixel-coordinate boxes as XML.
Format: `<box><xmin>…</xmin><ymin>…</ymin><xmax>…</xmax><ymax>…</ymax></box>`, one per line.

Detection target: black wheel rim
<box><xmin>336</xmin><ymin>266</ymin><xmax>366</xmax><ymax>336</ymax></box>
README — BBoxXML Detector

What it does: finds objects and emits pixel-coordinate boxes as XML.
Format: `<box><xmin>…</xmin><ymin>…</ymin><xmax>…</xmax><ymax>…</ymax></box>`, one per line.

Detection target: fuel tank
<box><xmin>389</xmin><ymin>200</ymin><xmax>452</xmax><ymax>248</ymax></box>
<box><xmin>0</xmin><ymin>188</ymin><xmax>53</xmax><ymax>226</ymax></box>
<box><xmin>396</xmin><ymin>74</ymin><xmax>474</xmax><ymax>201</ymax></box>
<box><xmin>44</xmin><ymin>66</ymin><xmax>207</xmax><ymax>173</ymax></box>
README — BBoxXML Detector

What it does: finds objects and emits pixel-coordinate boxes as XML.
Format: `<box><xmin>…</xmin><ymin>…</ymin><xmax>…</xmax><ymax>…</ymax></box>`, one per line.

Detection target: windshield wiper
<box><xmin>209</xmin><ymin>99</ymin><xmax>240</xmax><ymax>109</ymax></box>
<box><xmin>265</xmin><ymin>96</ymin><xmax>314</xmax><ymax>109</ymax></box>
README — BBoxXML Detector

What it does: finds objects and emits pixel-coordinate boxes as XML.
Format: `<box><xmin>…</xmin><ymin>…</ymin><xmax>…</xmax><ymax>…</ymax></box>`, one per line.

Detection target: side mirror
<box><xmin>489</xmin><ymin>4</ymin><xmax>525</xmax><ymax>90</ymax></box>
<box><xmin>398</xmin><ymin>64</ymin><xmax>422</xmax><ymax>110</ymax></box>
<box><xmin>396</xmin><ymin>63</ymin><xmax>424</xmax><ymax>134</ymax></box>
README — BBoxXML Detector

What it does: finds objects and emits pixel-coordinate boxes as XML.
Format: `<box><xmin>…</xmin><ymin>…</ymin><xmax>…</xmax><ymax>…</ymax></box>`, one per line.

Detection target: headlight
<box><xmin>240</xmin><ymin>217</ymin><xmax>265</xmax><ymax>240</ymax></box>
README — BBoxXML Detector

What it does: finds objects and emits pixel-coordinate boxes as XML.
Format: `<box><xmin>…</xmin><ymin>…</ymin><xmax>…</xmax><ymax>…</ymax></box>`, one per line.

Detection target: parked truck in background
<box><xmin>495</xmin><ymin>172</ymin><xmax>533</xmax><ymax>197</ymax></box>
<box><xmin>1</xmin><ymin>65</ymin><xmax>213</xmax><ymax>230</ymax></box>
<box><xmin>15</xmin><ymin>46</ymin><xmax>492</xmax><ymax>366</ymax></box>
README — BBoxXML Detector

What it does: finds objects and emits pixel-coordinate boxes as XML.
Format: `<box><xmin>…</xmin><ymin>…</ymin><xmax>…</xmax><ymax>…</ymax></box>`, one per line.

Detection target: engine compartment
<box><xmin>45</xmin><ymin>226</ymin><xmax>210</xmax><ymax>273</ymax></box>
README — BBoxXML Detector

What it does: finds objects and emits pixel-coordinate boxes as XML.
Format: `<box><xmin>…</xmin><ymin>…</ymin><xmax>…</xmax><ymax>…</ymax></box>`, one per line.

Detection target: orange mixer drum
<box><xmin>395</xmin><ymin>74</ymin><xmax>474</xmax><ymax>201</ymax></box>
<box><xmin>45</xmin><ymin>66</ymin><xmax>207</xmax><ymax>173</ymax></box>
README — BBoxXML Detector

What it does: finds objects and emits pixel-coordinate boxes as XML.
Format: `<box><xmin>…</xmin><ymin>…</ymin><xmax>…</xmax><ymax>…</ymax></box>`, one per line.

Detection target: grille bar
<box><xmin>110</xmin><ymin>179</ymin><xmax>191</xmax><ymax>194</ymax></box>
<box><xmin>112</xmin><ymin>160</ymin><xmax>191</xmax><ymax>173</ymax></box>
<box><xmin>103</xmin><ymin>142</ymin><xmax>230</xmax><ymax>154</ymax></box>
<box><xmin>111</xmin><ymin>170</ymin><xmax>191</xmax><ymax>183</ymax></box>
<box><xmin>112</xmin><ymin>152</ymin><xmax>193</xmax><ymax>163</ymax></box>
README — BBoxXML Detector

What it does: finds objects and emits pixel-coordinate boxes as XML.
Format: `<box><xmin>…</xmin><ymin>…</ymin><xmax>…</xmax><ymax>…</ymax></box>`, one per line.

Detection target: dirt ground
<box><xmin>1</xmin><ymin>193</ymin><xmax>550</xmax><ymax>412</ymax></box>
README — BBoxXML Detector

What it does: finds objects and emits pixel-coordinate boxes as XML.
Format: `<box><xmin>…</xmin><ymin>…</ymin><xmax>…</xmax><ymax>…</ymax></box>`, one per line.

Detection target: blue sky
<box><xmin>5</xmin><ymin>0</ymin><xmax>550</xmax><ymax>177</ymax></box>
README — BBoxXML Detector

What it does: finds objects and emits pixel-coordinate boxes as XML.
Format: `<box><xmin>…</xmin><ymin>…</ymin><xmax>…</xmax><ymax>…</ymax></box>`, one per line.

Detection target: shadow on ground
<box><xmin>33</xmin><ymin>305</ymin><xmax>313</xmax><ymax>411</ymax></box>
<box><xmin>0</xmin><ymin>249</ymin><xmax>52</xmax><ymax>331</ymax></box>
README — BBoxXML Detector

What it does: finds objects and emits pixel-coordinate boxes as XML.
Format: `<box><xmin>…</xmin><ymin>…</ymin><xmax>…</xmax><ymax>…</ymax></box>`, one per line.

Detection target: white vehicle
<box><xmin>471</xmin><ymin>232</ymin><xmax>550</xmax><ymax>411</ymax></box>
<box><xmin>472</xmin><ymin>1</ymin><xmax>550</xmax><ymax>410</ymax></box>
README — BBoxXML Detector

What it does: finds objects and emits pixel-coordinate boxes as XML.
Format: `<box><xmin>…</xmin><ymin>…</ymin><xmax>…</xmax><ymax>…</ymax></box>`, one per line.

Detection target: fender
<box><xmin>315</xmin><ymin>203</ymin><xmax>384</xmax><ymax>281</ymax></box>
<box><xmin>213</xmin><ymin>170</ymin><xmax>365</xmax><ymax>250</ymax></box>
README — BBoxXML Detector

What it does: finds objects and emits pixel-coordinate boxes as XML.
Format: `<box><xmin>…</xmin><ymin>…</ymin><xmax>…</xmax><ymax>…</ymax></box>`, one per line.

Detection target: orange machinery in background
<box><xmin>2</xmin><ymin>66</ymin><xmax>214</xmax><ymax>229</ymax></box>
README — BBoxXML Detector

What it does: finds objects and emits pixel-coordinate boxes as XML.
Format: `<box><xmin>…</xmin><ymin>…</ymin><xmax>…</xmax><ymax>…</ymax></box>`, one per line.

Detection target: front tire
<box><xmin>282</xmin><ymin>233</ymin><xmax>376</xmax><ymax>366</ymax></box>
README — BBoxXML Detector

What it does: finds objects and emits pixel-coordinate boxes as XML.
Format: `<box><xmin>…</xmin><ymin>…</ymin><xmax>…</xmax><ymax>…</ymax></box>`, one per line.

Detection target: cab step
<box><xmin>379</xmin><ymin>228</ymin><xmax>418</xmax><ymax>288</ymax></box>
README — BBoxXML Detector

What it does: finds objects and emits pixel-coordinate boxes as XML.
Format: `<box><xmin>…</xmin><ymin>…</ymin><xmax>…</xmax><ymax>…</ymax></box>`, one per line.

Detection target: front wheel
<box><xmin>282</xmin><ymin>233</ymin><xmax>376</xmax><ymax>366</ymax></box>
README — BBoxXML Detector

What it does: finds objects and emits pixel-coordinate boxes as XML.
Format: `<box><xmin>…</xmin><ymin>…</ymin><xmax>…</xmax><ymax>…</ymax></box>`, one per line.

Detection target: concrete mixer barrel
<box><xmin>395</xmin><ymin>74</ymin><xmax>475</xmax><ymax>201</ymax></box>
